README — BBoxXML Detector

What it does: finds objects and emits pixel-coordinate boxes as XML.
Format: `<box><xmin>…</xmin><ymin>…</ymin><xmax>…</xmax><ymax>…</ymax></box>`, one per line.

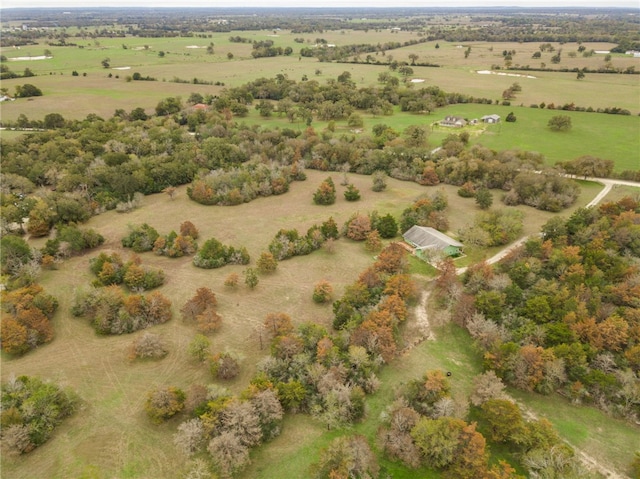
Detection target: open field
<box><xmin>2</xmin><ymin>168</ymin><xmax>637</xmax><ymax>478</ymax></box>
<box><xmin>1</xmin><ymin>12</ymin><xmax>639</xmax><ymax>478</ymax></box>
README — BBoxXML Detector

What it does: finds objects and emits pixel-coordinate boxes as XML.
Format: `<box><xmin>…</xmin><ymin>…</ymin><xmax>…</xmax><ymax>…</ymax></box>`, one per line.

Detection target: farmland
<box><xmin>1</xmin><ymin>7</ymin><xmax>640</xmax><ymax>479</ymax></box>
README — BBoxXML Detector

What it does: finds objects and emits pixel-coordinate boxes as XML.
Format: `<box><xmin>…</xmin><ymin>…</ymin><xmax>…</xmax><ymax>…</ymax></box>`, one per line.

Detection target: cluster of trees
<box><xmin>89</xmin><ymin>252</ymin><xmax>165</xmax><ymax>291</ymax></box>
<box><xmin>1</xmin><ymin>284</ymin><xmax>58</xmax><ymax>355</ymax></box>
<box><xmin>152</xmin><ymin>221</ymin><xmax>199</xmax><ymax>258</ymax></box>
<box><xmin>268</xmin><ymin>217</ymin><xmax>339</xmax><ymax>261</ymax></box>
<box><xmin>121</xmin><ymin>223</ymin><xmax>160</xmax><ymax>252</ymax></box>
<box><xmin>42</xmin><ymin>224</ymin><xmax>105</xmax><ymax>260</ymax></box>
<box><xmin>71</xmin><ymin>285</ymin><xmax>172</xmax><ymax>335</ymax></box>
<box><xmin>376</xmin><ymin>369</ymin><xmax>585</xmax><ymax>478</ymax></box>
<box><xmin>0</xmin><ymin>375</ymin><xmax>79</xmax><ymax>455</ymax></box>
<box><xmin>458</xmin><ymin>209</ymin><xmax>524</xmax><ymax>247</ymax></box>
<box><xmin>400</xmin><ymin>189</ymin><xmax>449</xmax><ymax>233</ymax></box>
<box><xmin>503</xmin><ymin>171</ymin><xmax>580</xmax><ymax>212</ymax></box>
<box><xmin>437</xmin><ymin>196</ymin><xmax>640</xmax><ymax>418</ymax></box>
<box><xmin>0</xmin><ymin>73</ymin><xmax>616</xmax><ymax>247</ymax></box>
<box><xmin>181</xmin><ymin>287</ymin><xmax>222</xmax><ymax>335</ymax></box>
<box><xmin>193</xmin><ymin>237</ymin><xmax>250</xmax><ymax>269</ymax></box>
<box><xmin>170</xmin><ymin>385</ymin><xmax>284</xmax><ymax>478</ymax></box>
<box><xmin>188</xmin><ymin>163</ymin><xmax>305</xmax><ymax>206</ymax></box>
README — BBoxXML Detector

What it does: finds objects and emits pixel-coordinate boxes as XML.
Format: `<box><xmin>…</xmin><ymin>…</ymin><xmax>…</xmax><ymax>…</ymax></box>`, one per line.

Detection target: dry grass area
<box><xmin>0</xmin><ymin>171</ymin><xmax>617</xmax><ymax>478</ymax></box>
<box><xmin>0</xmin><ymin>171</ymin><xmax>425</xmax><ymax>479</ymax></box>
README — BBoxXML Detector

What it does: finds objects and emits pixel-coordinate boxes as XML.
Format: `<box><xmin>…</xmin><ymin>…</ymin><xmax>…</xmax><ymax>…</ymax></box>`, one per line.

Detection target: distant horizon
<box><xmin>2</xmin><ymin>2</ymin><xmax>639</xmax><ymax>10</ymax></box>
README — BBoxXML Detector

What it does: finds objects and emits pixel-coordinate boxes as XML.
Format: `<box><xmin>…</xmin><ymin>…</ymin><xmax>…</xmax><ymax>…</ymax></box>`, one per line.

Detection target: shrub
<box><xmin>128</xmin><ymin>332</ymin><xmax>168</xmax><ymax>360</ymax></box>
<box><xmin>121</xmin><ymin>223</ymin><xmax>159</xmax><ymax>252</ymax></box>
<box><xmin>313</xmin><ymin>177</ymin><xmax>336</xmax><ymax>205</ymax></box>
<box><xmin>257</xmin><ymin>252</ymin><xmax>278</xmax><ymax>274</ymax></box>
<box><xmin>344</xmin><ymin>184</ymin><xmax>361</xmax><ymax>201</ymax></box>
<box><xmin>193</xmin><ymin>238</ymin><xmax>250</xmax><ymax>269</ymax></box>
<box><xmin>210</xmin><ymin>352</ymin><xmax>240</xmax><ymax>380</ymax></box>
<box><xmin>145</xmin><ymin>386</ymin><xmax>186</xmax><ymax>423</ymax></box>
<box><xmin>313</xmin><ymin>280</ymin><xmax>334</xmax><ymax>304</ymax></box>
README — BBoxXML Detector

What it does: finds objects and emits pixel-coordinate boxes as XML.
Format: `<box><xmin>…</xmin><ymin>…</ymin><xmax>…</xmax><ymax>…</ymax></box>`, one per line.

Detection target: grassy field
<box><xmin>2</xmin><ymin>169</ymin><xmax>637</xmax><ymax>478</ymax></box>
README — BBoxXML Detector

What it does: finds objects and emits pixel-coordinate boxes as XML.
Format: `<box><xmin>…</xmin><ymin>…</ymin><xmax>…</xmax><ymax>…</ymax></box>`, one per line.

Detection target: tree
<box><xmin>576</xmin><ymin>70</ymin><xmax>585</xmax><ymax>80</ymax></box>
<box><xmin>180</xmin><ymin>221</ymin><xmax>199</xmax><ymax>238</ymax></box>
<box><xmin>479</xmin><ymin>399</ymin><xmax>525</xmax><ymax>443</ymax></box>
<box><xmin>128</xmin><ymin>332</ymin><xmax>168</xmax><ymax>360</ymax></box>
<box><xmin>187</xmin><ymin>334</ymin><xmax>211</xmax><ymax>362</ymax></box>
<box><xmin>505</xmin><ymin>112</ymin><xmax>517</xmax><ymax>122</ymax></box>
<box><xmin>173</xmin><ymin>418</ymin><xmax>205</xmax><ymax>457</ymax></box>
<box><xmin>376</xmin><ymin>213</ymin><xmax>398</xmax><ymax>238</ymax></box>
<box><xmin>15</xmin><ymin>83</ymin><xmax>43</xmax><ymax>98</ymax></box>
<box><xmin>264</xmin><ymin>312</ymin><xmax>294</xmax><ymax>339</ymax></box>
<box><xmin>475</xmin><ymin>188</ymin><xmax>493</xmax><ymax>210</ymax></box>
<box><xmin>208</xmin><ymin>431</ymin><xmax>250</xmax><ymax>478</ymax></box>
<box><xmin>313</xmin><ymin>280</ymin><xmax>334</xmax><ymax>303</ymax></box>
<box><xmin>411</xmin><ymin>416</ymin><xmax>465</xmax><ymax>468</ymax></box>
<box><xmin>372</xmin><ymin>171</ymin><xmax>387</xmax><ymax>192</ymax></box>
<box><xmin>311</xmin><ymin>435</ymin><xmax>379</xmax><ymax>479</ymax></box>
<box><xmin>43</xmin><ymin>113</ymin><xmax>65</xmax><ymax>129</ymax></box>
<box><xmin>244</xmin><ymin>267</ymin><xmax>259</xmax><ymax>289</ymax></box>
<box><xmin>346</xmin><ymin>214</ymin><xmax>372</xmax><ymax>241</ymax></box>
<box><xmin>365</xmin><ymin>230</ymin><xmax>383</xmax><ymax>252</ymax></box>
<box><xmin>470</xmin><ymin>371</ymin><xmax>507</xmax><ymax>406</ymax></box>
<box><xmin>210</xmin><ymin>352</ymin><xmax>240</xmax><ymax>380</ymax></box>
<box><xmin>181</xmin><ymin>287</ymin><xmax>217</xmax><ymax>322</ymax></box>
<box><xmin>313</xmin><ymin>177</ymin><xmax>336</xmax><ymax>205</ymax></box>
<box><xmin>344</xmin><ymin>184</ymin><xmax>361</xmax><ymax>201</ymax></box>
<box><xmin>257</xmin><ymin>252</ymin><xmax>278</xmax><ymax>274</ymax></box>
<box><xmin>548</xmin><ymin>115</ymin><xmax>572</xmax><ymax>132</ymax></box>
<box><xmin>145</xmin><ymin>386</ymin><xmax>186</xmax><ymax>423</ymax></box>
<box><xmin>101</xmin><ymin>58</ymin><xmax>110</xmax><ymax>68</ymax></box>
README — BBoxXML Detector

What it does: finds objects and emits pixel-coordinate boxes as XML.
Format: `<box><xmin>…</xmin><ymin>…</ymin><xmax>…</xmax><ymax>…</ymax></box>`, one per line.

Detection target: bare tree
<box><xmin>173</xmin><ymin>418</ymin><xmax>205</xmax><ymax>457</ymax></box>
<box><xmin>207</xmin><ymin>431</ymin><xmax>250</xmax><ymax>478</ymax></box>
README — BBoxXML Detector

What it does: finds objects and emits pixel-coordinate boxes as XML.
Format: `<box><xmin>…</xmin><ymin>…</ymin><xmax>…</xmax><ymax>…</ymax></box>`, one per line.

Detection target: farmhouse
<box><xmin>439</xmin><ymin>115</ymin><xmax>467</xmax><ymax>128</ymax></box>
<box><xmin>402</xmin><ymin>225</ymin><xmax>463</xmax><ymax>258</ymax></box>
<box><xmin>481</xmin><ymin>114</ymin><xmax>501</xmax><ymax>123</ymax></box>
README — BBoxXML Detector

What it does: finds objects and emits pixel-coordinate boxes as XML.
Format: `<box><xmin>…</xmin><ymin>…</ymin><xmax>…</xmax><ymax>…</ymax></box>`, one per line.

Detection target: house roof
<box><xmin>481</xmin><ymin>114</ymin><xmax>501</xmax><ymax>121</ymax></box>
<box><xmin>403</xmin><ymin>225</ymin><xmax>463</xmax><ymax>250</ymax></box>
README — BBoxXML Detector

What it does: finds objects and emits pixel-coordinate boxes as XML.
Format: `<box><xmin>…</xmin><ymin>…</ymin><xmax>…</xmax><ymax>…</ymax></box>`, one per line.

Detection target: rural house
<box><xmin>402</xmin><ymin>225</ymin><xmax>464</xmax><ymax>259</ymax></box>
<box><xmin>439</xmin><ymin>115</ymin><xmax>467</xmax><ymax>127</ymax></box>
<box><xmin>481</xmin><ymin>114</ymin><xmax>501</xmax><ymax>123</ymax></box>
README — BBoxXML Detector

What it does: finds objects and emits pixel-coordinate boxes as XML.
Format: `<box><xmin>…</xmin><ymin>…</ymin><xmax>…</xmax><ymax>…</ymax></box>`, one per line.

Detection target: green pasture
<box><xmin>430</xmin><ymin>104</ymin><xmax>640</xmax><ymax>172</ymax></box>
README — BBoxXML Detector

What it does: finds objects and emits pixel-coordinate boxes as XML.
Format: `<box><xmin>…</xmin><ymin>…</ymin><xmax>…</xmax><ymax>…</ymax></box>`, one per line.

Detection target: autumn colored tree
<box><xmin>374</xmin><ymin>242</ymin><xmax>408</xmax><ymax>274</ymax></box>
<box><xmin>345</xmin><ymin>213</ymin><xmax>372</xmax><ymax>241</ymax></box>
<box><xmin>224</xmin><ymin>272</ymin><xmax>239</xmax><ymax>288</ymax></box>
<box><xmin>313</xmin><ymin>177</ymin><xmax>336</xmax><ymax>205</ymax></box>
<box><xmin>180</xmin><ymin>220</ymin><xmax>199</xmax><ymax>239</ymax></box>
<box><xmin>210</xmin><ymin>353</ymin><xmax>240</xmax><ymax>380</ymax></box>
<box><xmin>181</xmin><ymin>287</ymin><xmax>218</xmax><ymax>321</ymax></box>
<box><xmin>311</xmin><ymin>435</ymin><xmax>379</xmax><ymax>479</ymax></box>
<box><xmin>264</xmin><ymin>312</ymin><xmax>294</xmax><ymax>339</ymax></box>
<box><xmin>128</xmin><ymin>332</ymin><xmax>168</xmax><ymax>360</ymax></box>
<box><xmin>479</xmin><ymin>399</ymin><xmax>525</xmax><ymax>442</ymax></box>
<box><xmin>145</xmin><ymin>386</ymin><xmax>186</xmax><ymax>423</ymax></box>
<box><xmin>313</xmin><ymin>280</ymin><xmax>334</xmax><ymax>304</ymax></box>
<box><xmin>365</xmin><ymin>230</ymin><xmax>383</xmax><ymax>252</ymax></box>
<box><xmin>257</xmin><ymin>251</ymin><xmax>278</xmax><ymax>274</ymax></box>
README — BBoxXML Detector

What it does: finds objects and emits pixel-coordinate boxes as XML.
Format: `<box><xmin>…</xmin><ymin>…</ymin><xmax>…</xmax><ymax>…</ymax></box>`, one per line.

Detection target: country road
<box><xmin>456</xmin><ymin>176</ymin><xmax>640</xmax><ymax>275</ymax></box>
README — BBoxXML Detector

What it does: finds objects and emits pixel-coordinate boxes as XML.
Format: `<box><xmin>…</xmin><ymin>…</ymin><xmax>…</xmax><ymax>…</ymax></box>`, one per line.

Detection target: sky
<box><xmin>2</xmin><ymin>0</ymin><xmax>639</xmax><ymax>8</ymax></box>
